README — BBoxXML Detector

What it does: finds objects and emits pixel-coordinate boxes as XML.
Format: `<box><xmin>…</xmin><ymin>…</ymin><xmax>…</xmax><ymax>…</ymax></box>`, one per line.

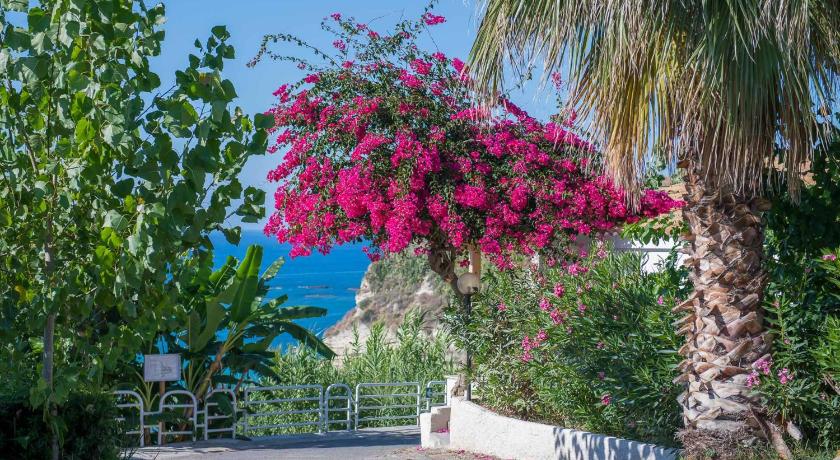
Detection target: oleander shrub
<box><xmin>452</xmin><ymin>247</ymin><xmax>688</xmax><ymax>447</ymax></box>
<box><xmin>754</xmin><ymin>140</ymin><xmax>840</xmax><ymax>450</ymax></box>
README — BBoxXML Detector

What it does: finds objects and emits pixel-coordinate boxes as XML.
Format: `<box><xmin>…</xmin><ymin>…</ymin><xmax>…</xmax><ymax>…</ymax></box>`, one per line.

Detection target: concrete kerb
<box><xmin>447</xmin><ymin>397</ymin><xmax>680</xmax><ymax>460</ymax></box>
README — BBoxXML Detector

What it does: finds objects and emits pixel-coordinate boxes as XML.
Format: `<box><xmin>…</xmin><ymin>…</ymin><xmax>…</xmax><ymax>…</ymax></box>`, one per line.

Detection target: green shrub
<box><xmin>452</xmin><ymin>248</ymin><xmax>688</xmax><ymax>447</ymax></box>
<box><xmin>0</xmin><ymin>390</ymin><xmax>122</xmax><ymax>460</ymax></box>
<box><xmin>757</xmin><ymin>140</ymin><xmax>840</xmax><ymax>449</ymax></box>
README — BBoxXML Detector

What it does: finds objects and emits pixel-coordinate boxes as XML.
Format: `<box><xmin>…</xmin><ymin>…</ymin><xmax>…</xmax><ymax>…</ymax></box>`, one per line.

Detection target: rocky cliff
<box><xmin>323</xmin><ymin>252</ymin><xmax>449</xmax><ymax>356</ymax></box>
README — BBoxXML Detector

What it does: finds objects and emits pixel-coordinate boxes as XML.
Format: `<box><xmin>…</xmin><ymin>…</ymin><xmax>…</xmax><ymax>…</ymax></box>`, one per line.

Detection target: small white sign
<box><xmin>143</xmin><ymin>354</ymin><xmax>181</xmax><ymax>382</ymax></box>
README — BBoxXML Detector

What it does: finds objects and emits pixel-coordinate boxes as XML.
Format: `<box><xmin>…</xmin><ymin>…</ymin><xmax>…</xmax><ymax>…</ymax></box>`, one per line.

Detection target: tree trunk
<box><xmin>675</xmin><ymin>155</ymin><xmax>789</xmax><ymax>459</ymax></box>
<box><xmin>43</xmin><ymin>216</ymin><xmax>59</xmax><ymax>460</ymax></box>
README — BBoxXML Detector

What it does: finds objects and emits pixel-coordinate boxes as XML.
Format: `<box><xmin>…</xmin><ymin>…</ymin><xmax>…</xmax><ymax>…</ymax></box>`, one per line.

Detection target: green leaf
<box><xmin>230</xmin><ymin>245</ymin><xmax>262</xmax><ymax>322</ymax></box>
<box><xmin>210</xmin><ymin>25</ymin><xmax>229</xmax><ymax>40</ymax></box>
<box><xmin>253</xmin><ymin>113</ymin><xmax>274</xmax><ymax>130</ymax></box>
<box><xmin>103</xmin><ymin>210</ymin><xmax>128</xmax><ymax>232</ymax></box>
<box><xmin>74</xmin><ymin>118</ymin><xmax>96</xmax><ymax>142</ymax></box>
<box><xmin>279</xmin><ymin>322</ymin><xmax>335</xmax><ymax>358</ymax></box>
<box><xmin>272</xmin><ymin>305</ymin><xmax>328</xmax><ymax>321</ymax></box>
<box><xmin>260</xmin><ymin>257</ymin><xmax>284</xmax><ymax>284</ymax></box>
<box><xmin>193</xmin><ymin>301</ymin><xmax>225</xmax><ymax>352</ymax></box>
<box><xmin>5</xmin><ymin>0</ymin><xmax>28</xmax><ymax>12</ymax></box>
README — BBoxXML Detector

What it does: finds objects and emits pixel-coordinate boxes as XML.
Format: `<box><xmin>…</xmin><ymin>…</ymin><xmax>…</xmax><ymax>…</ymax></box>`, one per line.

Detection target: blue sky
<box><xmin>152</xmin><ymin>1</ymin><xmax>561</xmax><ymax>229</ymax></box>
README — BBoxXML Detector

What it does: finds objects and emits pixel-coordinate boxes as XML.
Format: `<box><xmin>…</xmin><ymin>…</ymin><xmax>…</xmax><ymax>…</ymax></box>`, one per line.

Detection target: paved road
<box><xmin>128</xmin><ymin>427</ymin><xmax>498</xmax><ymax>460</ymax></box>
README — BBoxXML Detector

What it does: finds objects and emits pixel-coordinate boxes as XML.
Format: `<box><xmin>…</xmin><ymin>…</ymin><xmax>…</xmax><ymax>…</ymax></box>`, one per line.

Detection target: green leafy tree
<box><xmin>0</xmin><ymin>1</ymin><xmax>269</xmax><ymax>455</ymax></box>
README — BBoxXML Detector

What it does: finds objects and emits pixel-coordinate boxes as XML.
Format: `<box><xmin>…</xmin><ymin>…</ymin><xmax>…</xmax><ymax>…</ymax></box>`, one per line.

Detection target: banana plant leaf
<box><xmin>278</xmin><ymin>322</ymin><xmax>335</xmax><ymax>358</ymax></box>
<box><xmin>260</xmin><ymin>256</ymin><xmax>285</xmax><ymax>284</ymax></box>
<box><xmin>230</xmin><ymin>246</ymin><xmax>262</xmax><ymax>322</ymax></box>
<box><xmin>273</xmin><ymin>305</ymin><xmax>328</xmax><ymax>321</ymax></box>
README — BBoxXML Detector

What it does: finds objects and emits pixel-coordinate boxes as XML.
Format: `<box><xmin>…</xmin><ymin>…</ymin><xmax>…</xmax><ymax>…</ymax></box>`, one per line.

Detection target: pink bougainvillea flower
<box><xmin>261</xmin><ymin>9</ymin><xmax>681</xmax><ymax>266</ymax></box>
<box><xmin>422</xmin><ymin>12</ymin><xmax>446</xmax><ymax>25</ymax></box>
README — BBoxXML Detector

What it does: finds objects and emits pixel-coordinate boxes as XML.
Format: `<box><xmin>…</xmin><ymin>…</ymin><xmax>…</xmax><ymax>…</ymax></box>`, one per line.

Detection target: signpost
<box><xmin>144</xmin><ymin>354</ymin><xmax>181</xmax><ymax>444</ymax></box>
<box><xmin>144</xmin><ymin>353</ymin><xmax>181</xmax><ymax>382</ymax></box>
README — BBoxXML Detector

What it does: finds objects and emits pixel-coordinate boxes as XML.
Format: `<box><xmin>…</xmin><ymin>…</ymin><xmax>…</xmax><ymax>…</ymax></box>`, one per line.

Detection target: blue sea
<box><xmin>210</xmin><ymin>229</ymin><xmax>371</xmax><ymax>348</ymax></box>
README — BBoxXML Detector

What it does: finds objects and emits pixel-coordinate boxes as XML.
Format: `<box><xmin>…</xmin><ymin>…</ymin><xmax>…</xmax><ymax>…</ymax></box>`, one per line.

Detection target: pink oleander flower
<box><xmin>577</xmin><ymin>303</ymin><xmax>587</xmax><ymax>313</ymax></box>
<box><xmin>601</xmin><ymin>394</ymin><xmax>612</xmax><ymax>405</ymax></box>
<box><xmin>536</xmin><ymin>329</ymin><xmax>548</xmax><ymax>343</ymax></box>
<box><xmin>597</xmin><ymin>371</ymin><xmax>605</xmax><ymax>380</ymax></box>
<box><xmin>596</xmin><ymin>341</ymin><xmax>605</xmax><ymax>350</ymax></box>
<box><xmin>550</xmin><ymin>309</ymin><xmax>565</xmax><ymax>325</ymax></box>
<box><xmin>746</xmin><ymin>371</ymin><xmax>761</xmax><ymax>388</ymax></box>
<box><xmin>521</xmin><ymin>351</ymin><xmax>532</xmax><ymax>363</ymax></box>
<box><xmin>597</xmin><ymin>247</ymin><xmax>608</xmax><ymax>259</ymax></box>
<box><xmin>657</xmin><ymin>295</ymin><xmax>664</xmax><ymax>305</ymax></box>
<box><xmin>823</xmin><ymin>254</ymin><xmax>837</xmax><ymax>261</ymax></box>
<box><xmin>539</xmin><ymin>297</ymin><xmax>551</xmax><ymax>311</ymax></box>
<box><xmin>754</xmin><ymin>356</ymin><xmax>773</xmax><ymax>376</ymax></box>
<box><xmin>567</xmin><ymin>262</ymin><xmax>588</xmax><ymax>276</ymax></box>
<box><xmin>497</xmin><ymin>301</ymin><xmax>507</xmax><ymax>312</ymax></box>
<box><xmin>778</xmin><ymin>368</ymin><xmax>793</xmax><ymax>385</ymax></box>
<box><xmin>553</xmin><ymin>283</ymin><xmax>565</xmax><ymax>298</ymax></box>
<box><xmin>522</xmin><ymin>335</ymin><xmax>535</xmax><ymax>351</ymax></box>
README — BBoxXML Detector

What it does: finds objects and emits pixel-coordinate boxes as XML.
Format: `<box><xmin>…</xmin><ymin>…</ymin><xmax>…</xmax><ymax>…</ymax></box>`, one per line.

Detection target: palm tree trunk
<box><xmin>675</xmin><ymin>155</ymin><xmax>790</xmax><ymax>459</ymax></box>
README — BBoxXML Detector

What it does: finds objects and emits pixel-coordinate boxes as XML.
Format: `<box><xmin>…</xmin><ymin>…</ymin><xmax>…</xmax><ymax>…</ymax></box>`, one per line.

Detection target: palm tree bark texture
<box><xmin>674</xmin><ymin>154</ymin><xmax>789</xmax><ymax>457</ymax></box>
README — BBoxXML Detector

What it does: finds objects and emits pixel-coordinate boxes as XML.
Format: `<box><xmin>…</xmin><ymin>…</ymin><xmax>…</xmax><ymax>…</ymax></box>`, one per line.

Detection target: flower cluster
<box><xmin>262</xmin><ymin>10</ymin><xmax>683</xmax><ymax>266</ymax></box>
<box><xmin>746</xmin><ymin>356</ymin><xmax>794</xmax><ymax>388</ymax></box>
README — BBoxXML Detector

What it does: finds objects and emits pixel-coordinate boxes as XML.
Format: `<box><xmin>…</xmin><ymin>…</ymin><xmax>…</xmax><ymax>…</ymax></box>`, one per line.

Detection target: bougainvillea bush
<box><xmin>453</xmin><ymin>245</ymin><xmax>690</xmax><ymax>446</ymax></box>
<box><xmin>250</xmin><ymin>7</ymin><xmax>681</xmax><ymax>283</ymax></box>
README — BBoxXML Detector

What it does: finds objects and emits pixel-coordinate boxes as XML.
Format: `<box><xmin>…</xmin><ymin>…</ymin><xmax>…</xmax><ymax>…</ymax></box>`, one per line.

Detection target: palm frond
<box><xmin>470</xmin><ymin>0</ymin><xmax>840</xmax><ymax>201</ymax></box>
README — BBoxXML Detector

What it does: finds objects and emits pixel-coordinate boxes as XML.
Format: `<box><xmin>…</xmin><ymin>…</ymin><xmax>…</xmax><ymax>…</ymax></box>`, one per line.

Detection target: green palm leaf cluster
<box><xmin>470</xmin><ymin>0</ymin><xmax>840</xmax><ymax>198</ymax></box>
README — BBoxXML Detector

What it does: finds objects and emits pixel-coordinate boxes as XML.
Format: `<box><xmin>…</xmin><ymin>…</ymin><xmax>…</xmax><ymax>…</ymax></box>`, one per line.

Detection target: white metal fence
<box><xmin>114</xmin><ymin>380</ymin><xmax>448</xmax><ymax>446</ymax></box>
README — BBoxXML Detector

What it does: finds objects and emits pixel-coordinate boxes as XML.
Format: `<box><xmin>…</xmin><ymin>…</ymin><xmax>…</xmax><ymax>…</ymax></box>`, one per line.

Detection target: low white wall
<box><xmin>449</xmin><ymin>398</ymin><xmax>679</xmax><ymax>460</ymax></box>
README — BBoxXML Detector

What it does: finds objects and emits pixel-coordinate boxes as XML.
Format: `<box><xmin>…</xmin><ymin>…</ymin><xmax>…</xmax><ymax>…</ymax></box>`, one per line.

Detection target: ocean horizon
<box><xmin>210</xmin><ymin>229</ymin><xmax>371</xmax><ymax>349</ymax></box>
